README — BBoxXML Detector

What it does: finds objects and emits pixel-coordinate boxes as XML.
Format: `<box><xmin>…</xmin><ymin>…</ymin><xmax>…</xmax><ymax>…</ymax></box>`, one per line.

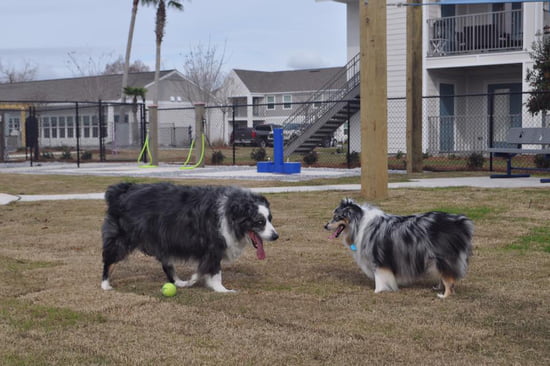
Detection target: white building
<box><xmin>284</xmin><ymin>0</ymin><xmax>549</xmax><ymax>155</ymax></box>
<box><xmin>0</xmin><ymin>70</ymin><xmax>225</xmax><ymax>150</ymax></box>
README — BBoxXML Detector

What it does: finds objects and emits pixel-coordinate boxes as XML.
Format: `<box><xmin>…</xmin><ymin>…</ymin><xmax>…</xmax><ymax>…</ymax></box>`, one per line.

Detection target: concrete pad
<box><xmin>388</xmin><ymin>176</ymin><xmax>547</xmax><ymax>189</ymax></box>
<box><xmin>0</xmin><ymin>193</ymin><xmax>20</xmax><ymax>205</ymax></box>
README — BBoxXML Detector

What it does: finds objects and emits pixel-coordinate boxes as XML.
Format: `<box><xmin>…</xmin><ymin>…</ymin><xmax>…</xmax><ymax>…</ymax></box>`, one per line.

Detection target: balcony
<box><xmin>427</xmin><ymin>9</ymin><xmax>523</xmax><ymax>57</ymax></box>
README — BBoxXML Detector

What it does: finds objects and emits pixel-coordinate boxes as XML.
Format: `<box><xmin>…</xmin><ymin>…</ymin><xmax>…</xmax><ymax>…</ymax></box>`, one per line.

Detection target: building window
<box><xmin>83</xmin><ymin>115</ymin><xmax>91</xmax><ymax>138</ymax></box>
<box><xmin>42</xmin><ymin>117</ymin><xmax>50</xmax><ymax>138</ymax></box>
<box><xmin>67</xmin><ymin>116</ymin><xmax>74</xmax><ymax>138</ymax></box>
<box><xmin>8</xmin><ymin>117</ymin><xmax>20</xmax><ymax>136</ymax></box>
<box><xmin>58</xmin><ymin>116</ymin><xmax>66</xmax><ymax>138</ymax></box>
<box><xmin>266</xmin><ymin>95</ymin><xmax>275</xmax><ymax>110</ymax></box>
<box><xmin>114</xmin><ymin>114</ymin><xmax>129</xmax><ymax>123</ymax></box>
<box><xmin>283</xmin><ymin>95</ymin><xmax>292</xmax><ymax>110</ymax></box>
<box><xmin>51</xmin><ymin>117</ymin><xmax>58</xmax><ymax>138</ymax></box>
<box><xmin>92</xmin><ymin>115</ymin><xmax>99</xmax><ymax>138</ymax></box>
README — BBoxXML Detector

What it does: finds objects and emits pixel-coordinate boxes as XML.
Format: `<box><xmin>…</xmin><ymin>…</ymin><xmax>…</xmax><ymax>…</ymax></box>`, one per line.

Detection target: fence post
<box><xmin>347</xmin><ymin>101</ymin><xmax>351</xmax><ymax>169</ymax></box>
<box><xmin>232</xmin><ymin>106</ymin><xmax>236</xmax><ymax>165</ymax></box>
<box><xmin>98</xmin><ymin>100</ymin><xmax>106</xmax><ymax>162</ymax></box>
<box><xmin>149</xmin><ymin>105</ymin><xmax>159</xmax><ymax>166</ymax></box>
<box><xmin>194</xmin><ymin>102</ymin><xmax>206</xmax><ymax>168</ymax></box>
<box><xmin>140</xmin><ymin>103</ymin><xmax>147</xmax><ymax>163</ymax></box>
<box><xmin>75</xmin><ymin>102</ymin><xmax>80</xmax><ymax>168</ymax></box>
<box><xmin>0</xmin><ymin>112</ymin><xmax>4</xmax><ymax>163</ymax></box>
<box><xmin>488</xmin><ymin>92</ymin><xmax>494</xmax><ymax>171</ymax></box>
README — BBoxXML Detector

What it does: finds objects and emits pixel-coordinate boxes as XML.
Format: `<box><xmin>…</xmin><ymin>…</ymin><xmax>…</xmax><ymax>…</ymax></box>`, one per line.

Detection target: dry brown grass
<box><xmin>0</xmin><ymin>175</ymin><xmax>549</xmax><ymax>365</ymax></box>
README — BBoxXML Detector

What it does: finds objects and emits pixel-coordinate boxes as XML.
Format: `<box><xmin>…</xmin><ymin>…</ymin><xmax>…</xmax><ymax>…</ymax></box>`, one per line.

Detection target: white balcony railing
<box><xmin>427</xmin><ymin>9</ymin><xmax>523</xmax><ymax>57</ymax></box>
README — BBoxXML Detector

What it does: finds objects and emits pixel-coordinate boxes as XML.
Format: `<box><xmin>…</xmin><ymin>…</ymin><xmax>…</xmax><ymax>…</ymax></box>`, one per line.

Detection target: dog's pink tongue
<box><xmin>249</xmin><ymin>231</ymin><xmax>265</xmax><ymax>260</ymax></box>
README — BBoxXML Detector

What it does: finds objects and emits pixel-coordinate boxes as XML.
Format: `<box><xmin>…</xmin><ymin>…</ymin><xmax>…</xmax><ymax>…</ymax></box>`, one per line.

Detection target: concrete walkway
<box><xmin>0</xmin><ymin>162</ymin><xmax>548</xmax><ymax>205</ymax></box>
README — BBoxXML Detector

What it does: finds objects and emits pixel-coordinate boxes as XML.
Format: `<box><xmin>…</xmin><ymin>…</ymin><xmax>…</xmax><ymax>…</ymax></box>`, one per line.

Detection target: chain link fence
<box><xmin>1</xmin><ymin>92</ymin><xmax>549</xmax><ymax>174</ymax></box>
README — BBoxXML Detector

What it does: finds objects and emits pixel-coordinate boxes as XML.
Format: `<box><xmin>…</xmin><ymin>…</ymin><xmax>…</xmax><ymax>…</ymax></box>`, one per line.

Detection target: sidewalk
<box><xmin>0</xmin><ymin>162</ymin><xmax>548</xmax><ymax>205</ymax></box>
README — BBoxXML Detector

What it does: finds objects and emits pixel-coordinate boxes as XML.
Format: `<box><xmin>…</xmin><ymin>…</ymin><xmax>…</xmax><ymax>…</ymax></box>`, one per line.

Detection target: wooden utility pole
<box><xmin>406</xmin><ymin>0</ymin><xmax>423</xmax><ymax>173</ymax></box>
<box><xmin>360</xmin><ymin>0</ymin><xmax>388</xmax><ymax>200</ymax></box>
<box><xmin>194</xmin><ymin>103</ymin><xmax>206</xmax><ymax>168</ymax></box>
<box><xmin>149</xmin><ymin>105</ymin><xmax>159</xmax><ymax>166</ymax></box>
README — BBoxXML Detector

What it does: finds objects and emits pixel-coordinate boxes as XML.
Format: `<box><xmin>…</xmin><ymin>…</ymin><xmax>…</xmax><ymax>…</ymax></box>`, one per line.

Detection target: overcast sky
<box><xmin>0</xmin><ymin>0</ymin><xmax>347</xmax><ymax>80</ymax></box>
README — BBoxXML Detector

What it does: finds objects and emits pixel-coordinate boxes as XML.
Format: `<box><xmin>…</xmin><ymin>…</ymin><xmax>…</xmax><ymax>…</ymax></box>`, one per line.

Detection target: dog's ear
<box><xmin>337</xmin><ymin>198</ymin><xmax>363</xmax><ymax>220</ymax></box>
<box><xmin>341</xmin><ymin>197</ymin><xmax>354</xmax><ymax>205</ymax></box>
<box><xmin>254</xmin><ymin>194</ymin><xmax>270</xmax><ymax>209</ymax></box>
<box><xmin>227</xmin><ymin>197</ymin><xmax>256</xmax><ymax>225</ymax></box>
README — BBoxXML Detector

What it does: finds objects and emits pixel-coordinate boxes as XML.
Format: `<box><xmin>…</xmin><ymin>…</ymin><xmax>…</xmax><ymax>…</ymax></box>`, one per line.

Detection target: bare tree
<box><xmin>104</xmin><ymin>56</ymin><xmax>150</xmax><ymax>75</ymax></box>
<box><xmin>65</xmin><ymin>51</ymin><xmax>120</xmax><ymax>100</ymax></box>
<box><xmin>179</xmin><ymin>41</ymin><xmax>239</xmax><ymax>145</ymax></box>
<box><xmin>66</xmin><ymin>51</ymin><xmax>116</xmax><ymax>77</ymax></box>
<box><xmin>0</xmin><ymin>60</ymin><xmax>38</xmax><ymax>83</ymax></box>
<box><xmin>181</xmin><ymin>41</ymin><xmax>228</xmax><ymax>105</ymax></box>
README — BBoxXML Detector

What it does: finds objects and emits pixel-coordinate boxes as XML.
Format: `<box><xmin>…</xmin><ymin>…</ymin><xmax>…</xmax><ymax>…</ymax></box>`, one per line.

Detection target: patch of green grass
<box><xmin>506</xmin><ymin>226</ymin><xmax>550</xmax><ymax>253</ymax></box>
<box><xmin>0</xmin><ymin>298</ymin><xmax>106</xmax><ymax>332</ymax></box>
<box><xmin>0</xmin><ymin>255</ymin><xmax>60</xmax><ymax>272</ymax></box>
<box><xmin>427</xmin><ymin>206</ymin><xmax>493</xmax><ymax>221</ymax></box>
<box><xmin>2</xmin><ymin>352</ymin><xmax>111</xmax><ymax>366</ymax></box>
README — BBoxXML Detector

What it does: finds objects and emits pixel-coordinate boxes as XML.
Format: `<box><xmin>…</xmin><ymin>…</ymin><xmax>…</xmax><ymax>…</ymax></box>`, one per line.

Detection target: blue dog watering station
<box><xmin>256</xmin><ymin>128</ymin><xmax>301</xmax><ymax>174</ymax></box>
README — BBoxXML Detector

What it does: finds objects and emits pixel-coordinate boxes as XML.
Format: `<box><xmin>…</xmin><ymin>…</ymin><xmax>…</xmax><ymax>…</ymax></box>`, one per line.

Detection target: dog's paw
<box><xmin>213</xmin><ymin>288</ymin><xmax>237</xmax><ymax>293</ymax></box>
<box><xmin>101</xmin><ymin>280</ymin><xmax>113</xmax><ymax>291</ymax></box>
<box><xmin>174</xmin><ymin>279</ymin><xmax>192</xmax><ymax>288</ymax></box>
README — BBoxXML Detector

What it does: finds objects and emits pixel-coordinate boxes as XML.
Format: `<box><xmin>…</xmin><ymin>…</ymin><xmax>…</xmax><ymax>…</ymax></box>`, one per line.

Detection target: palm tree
<box><xmin>121</xmin><ymin>0</ymin><xmax>141</xmax><ymax>102</ymax></box>
<box><xmin>142</xmin><ymin>0</ymin><xmax>184</xmax><ymax>165</ymax></box>
<box><xmin>124</xmin><ymin>86</ymin><xmax>148</xmax><ymax>145</ymax></box>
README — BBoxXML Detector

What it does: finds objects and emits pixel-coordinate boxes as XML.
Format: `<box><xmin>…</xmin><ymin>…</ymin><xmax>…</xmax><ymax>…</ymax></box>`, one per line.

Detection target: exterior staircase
<box><xmin>282</xmin><ymin>53</ymin><xmax>360</xmax><ymax>156</ymax></box>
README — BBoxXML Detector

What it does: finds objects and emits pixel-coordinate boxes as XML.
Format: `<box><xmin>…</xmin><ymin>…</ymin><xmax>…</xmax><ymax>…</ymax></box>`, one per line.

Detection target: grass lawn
<box><xmin>0</xmin><ymin>174</ymin><xmax>549</xmax><ymax>365</ymax></box>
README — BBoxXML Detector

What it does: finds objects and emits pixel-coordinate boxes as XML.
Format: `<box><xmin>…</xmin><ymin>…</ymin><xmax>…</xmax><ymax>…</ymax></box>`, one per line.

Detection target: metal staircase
<box><xmin>282</xmin><ymin>53</ymin><xmax>360</xmax><ymax>156</ymax></box>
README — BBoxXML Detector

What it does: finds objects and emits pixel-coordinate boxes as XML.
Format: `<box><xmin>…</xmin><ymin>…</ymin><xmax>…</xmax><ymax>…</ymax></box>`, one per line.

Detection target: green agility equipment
<box><xmin>180</xmin><ymin>133</ymin><xmax>205</xmax><ymax>170</ymax></box>
<box><xmin>137</xmin><ymin>133</ymin><xmax>157</xmax><ymax>168</ymax></box>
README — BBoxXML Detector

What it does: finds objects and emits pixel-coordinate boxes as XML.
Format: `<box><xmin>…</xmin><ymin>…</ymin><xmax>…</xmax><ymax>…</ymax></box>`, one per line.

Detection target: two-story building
<box><xmin>283</xmin><ymin>0</ymin><xmax>549</xmax><ymax>156</ymax></box>
<box><xmin>226</xmin><ymin>67</ymin><xmax>345</xmax><ymax>129</ymax></box>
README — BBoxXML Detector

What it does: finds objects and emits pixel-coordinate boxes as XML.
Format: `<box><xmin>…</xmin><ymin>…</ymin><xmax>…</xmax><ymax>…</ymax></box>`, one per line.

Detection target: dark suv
<box><xmin>253</xmin><ymin>124</ymin><xmax>282</xmax><ymax>148</ymax></box>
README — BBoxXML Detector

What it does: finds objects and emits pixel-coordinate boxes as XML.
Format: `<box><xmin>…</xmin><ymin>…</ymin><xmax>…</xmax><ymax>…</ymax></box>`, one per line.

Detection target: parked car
<box><xmin>254</xmin><ymin>124</ymin><xmax>283</xmax><ymax>148</ymax></box>
<box><xmin>230</xmin><ymin>127</ymin><xmax>257</xmax><ymax>146</ymax></box>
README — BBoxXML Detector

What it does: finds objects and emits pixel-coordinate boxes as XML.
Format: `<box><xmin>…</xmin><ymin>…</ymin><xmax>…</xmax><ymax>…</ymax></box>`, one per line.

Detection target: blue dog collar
<box><xmin>349</xmin><ymin>244</ymin><xmax>357</xmax><ymax>251</ymax></box>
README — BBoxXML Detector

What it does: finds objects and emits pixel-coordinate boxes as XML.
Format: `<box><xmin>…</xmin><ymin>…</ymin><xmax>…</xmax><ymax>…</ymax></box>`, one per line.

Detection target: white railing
<box><xmin>427</xmin><ymin>9</ymin><xmax>523</xmax><ymax>57</ymax></box>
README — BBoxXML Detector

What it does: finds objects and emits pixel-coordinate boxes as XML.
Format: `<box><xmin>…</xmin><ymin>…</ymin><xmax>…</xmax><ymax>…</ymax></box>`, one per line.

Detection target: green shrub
<box><xmin>250</xmin><ymin>147</ymin><xmax>267</xmax><ymax>162</ymax></box>
<box><xmin>303</xmin><ymin>151</ymin><xmax>319</xmax><ymax>165</ymax></box>
<box><xmin>81</xmin><ymin>151</ymin><xmax>93</xmax><ymax>160</ymax></box>
<box><xmin>467</xmin><ymin>152</ymin><xmax>485</xmax><ymax>170</ymax></box>
<box><xmin>41</xmin><ymin>152</ymin><xmax>54</xmax><ymax>160</ymax></box>
<box><xmin>211</xmin><ymin>150</ymin><xmax>225</xmax><ymax>164</ymax></box>
<box><xmin>534</xmin><ymin>154</ymin><xmax>550</xmax><ymax>169</ymax></box>
<box><xmin>349</xmin><ymin>151</ymin><xmax>360</xmax><ymax>166</ymax></box>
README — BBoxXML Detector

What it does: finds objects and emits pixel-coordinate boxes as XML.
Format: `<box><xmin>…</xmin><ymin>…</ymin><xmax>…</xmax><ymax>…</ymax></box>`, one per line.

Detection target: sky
<box><xmin>0</xmin><ymin>0</ymin><xmax>347</xmax><ymax>81</ymax></box>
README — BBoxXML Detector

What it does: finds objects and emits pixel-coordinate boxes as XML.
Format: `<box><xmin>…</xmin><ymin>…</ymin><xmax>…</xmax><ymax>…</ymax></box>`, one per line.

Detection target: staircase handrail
<box><xmin>282</xmin><ymin>53</ymin><xmax>360</xmax><ymax>145</ymax></box>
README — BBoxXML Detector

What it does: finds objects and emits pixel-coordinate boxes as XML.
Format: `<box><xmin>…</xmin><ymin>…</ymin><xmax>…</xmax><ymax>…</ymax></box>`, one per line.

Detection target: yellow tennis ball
<box><xmin>161</xmin><ymin>282</ymin><xmax>177</xmax><ymax>297</ymax></box>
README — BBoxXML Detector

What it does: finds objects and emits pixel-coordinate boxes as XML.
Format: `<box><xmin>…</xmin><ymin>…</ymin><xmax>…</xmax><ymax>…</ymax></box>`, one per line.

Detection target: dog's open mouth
<box><xmin>330</xmin><ymin>224</ymin><xmax>346</xmax><ymax>239</ymax></box>
<box><xmin>248</xmin><ymin>231</ymin><xmax>265</xmax><ymax>260</ymax></box>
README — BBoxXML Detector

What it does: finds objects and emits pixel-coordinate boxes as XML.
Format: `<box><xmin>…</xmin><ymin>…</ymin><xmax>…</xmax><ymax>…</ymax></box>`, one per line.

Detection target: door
<box><xmin>440</xmin><ymin>83</ymin><xmax>455</xmax><ymax>152</ymax></box>
<box><xmin>488</xmin><ymin>83</ymin><xmax>522</xmax><ymax>146</ymax></box>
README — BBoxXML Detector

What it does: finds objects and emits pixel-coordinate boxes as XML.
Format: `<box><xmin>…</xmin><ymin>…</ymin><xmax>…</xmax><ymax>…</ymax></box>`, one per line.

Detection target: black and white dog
<box><xmin>101</xmin><ymin>182</ymin><xmax>278</xmax><ymax>293</ymax></box>
<box><xmin>325</xmin><ymin>199</ymin><xmax>473</xmax><ymax>298</ymax></box>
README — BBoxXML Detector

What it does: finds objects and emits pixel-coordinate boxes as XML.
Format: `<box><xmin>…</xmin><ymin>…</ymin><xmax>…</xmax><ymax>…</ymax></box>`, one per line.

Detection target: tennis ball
<box><xmin>161</xmin><ymin>282</ymin><xmax>177</xmax><ymax>297</ymax></box>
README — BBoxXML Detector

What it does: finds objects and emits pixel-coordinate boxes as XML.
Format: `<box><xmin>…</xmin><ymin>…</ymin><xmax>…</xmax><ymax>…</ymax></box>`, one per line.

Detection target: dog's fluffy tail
<box><xmin>431</xmin><ymin>214</ymin><xmax>474</xmax><ymax>280</ymax></box>
<box><xmin>104</xmin><ymin>182</ymin><xmax>133</xmax><ymax>218</ymax></box>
